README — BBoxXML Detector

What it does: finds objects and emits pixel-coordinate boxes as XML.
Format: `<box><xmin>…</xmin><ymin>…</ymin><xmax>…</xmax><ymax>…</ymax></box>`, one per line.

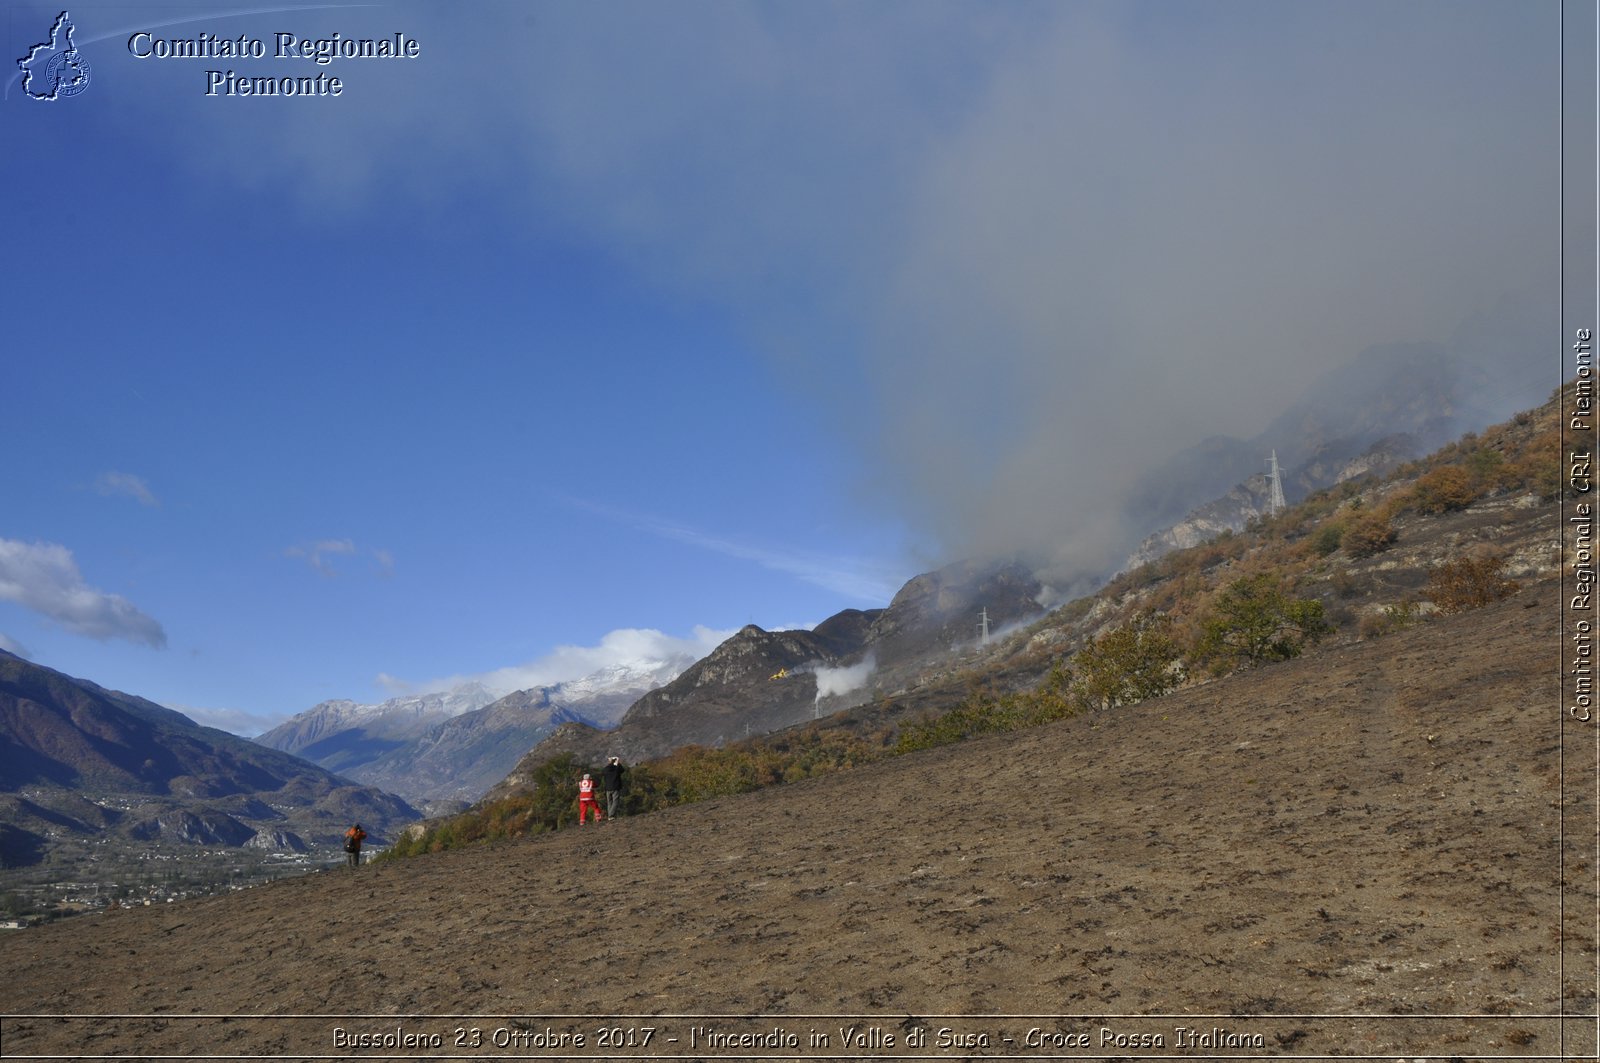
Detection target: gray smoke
<box><xmin>135</xmin><ymin>2</ymin><xmax>1559</xmax><ymax>583</ymax></box>
<box><xmin>811</xmin><ymin>654</ymin><xmax>877</xmax><ymax>705</ymax></box>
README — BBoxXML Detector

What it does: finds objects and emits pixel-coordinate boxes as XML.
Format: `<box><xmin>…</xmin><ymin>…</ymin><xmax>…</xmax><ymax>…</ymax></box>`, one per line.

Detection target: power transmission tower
<box><xmin>1267</xmin><ymin>450</ymin><xmax>1287</xmax><ymax>517</ymax></box>
<box><xmin>979</xmin><ymin>607</ymin><xmax>991</xmax><ymax>645</ymax></box>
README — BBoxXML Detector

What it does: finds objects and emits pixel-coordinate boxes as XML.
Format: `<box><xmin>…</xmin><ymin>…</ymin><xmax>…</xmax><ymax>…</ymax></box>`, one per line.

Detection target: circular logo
<box><xmin>44</xmin><ymin>48</ymin><xmax>91</xmax><ymax>98</ymax></box>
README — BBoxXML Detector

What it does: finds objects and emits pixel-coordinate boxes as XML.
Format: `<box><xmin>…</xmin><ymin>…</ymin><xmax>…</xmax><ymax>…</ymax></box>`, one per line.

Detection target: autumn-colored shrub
<box><xmin>1343</xmin><ymin>512</ymin><xmax>1397</xmax><ymax>557</ymax></box>
<box><xmin>1411</xmin><ymin>466</ymin><xmax>1479</xmax><ymax>514</ymax></box>
<box><xmin>1427</xmin><ymin>554</ymin><xmax>1520</xmax><ymax>614</ymax></box>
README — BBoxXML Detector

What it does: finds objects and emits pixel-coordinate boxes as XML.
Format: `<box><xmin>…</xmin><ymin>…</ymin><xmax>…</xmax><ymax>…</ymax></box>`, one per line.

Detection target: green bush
<box><xmin>1467</xmin><ymin>446</ymin><xmax>1505</xmax><ymax>483</ymax></box>
<box><xmin>1069</xmin><ymin>612</ymin><xmax>1184</xmax><ymax>711</ymax></box>
<box><xmin>1195</xmin><ymin>573</ymin><xmax>1332</xmax><ymax>670</ymax></box>
<box><xmin>1308</xmin><ymin>521</ymin><xmax>1345</xmax><ymax>557</ymax></box>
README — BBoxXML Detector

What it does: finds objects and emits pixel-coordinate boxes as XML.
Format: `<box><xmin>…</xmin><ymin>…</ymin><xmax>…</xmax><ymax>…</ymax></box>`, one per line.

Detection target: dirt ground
<box><xmin>1</xmin><ymin>578</ymin><xmax>1594</xmax><ymax>1061</ymax></box>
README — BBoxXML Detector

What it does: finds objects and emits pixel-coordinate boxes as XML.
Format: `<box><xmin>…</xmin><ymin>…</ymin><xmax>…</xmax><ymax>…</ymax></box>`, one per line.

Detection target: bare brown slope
<box><xmin>0</xmin><ymin>578</ymin><xmax>1581</xmax><ymax>1058</ymax></box>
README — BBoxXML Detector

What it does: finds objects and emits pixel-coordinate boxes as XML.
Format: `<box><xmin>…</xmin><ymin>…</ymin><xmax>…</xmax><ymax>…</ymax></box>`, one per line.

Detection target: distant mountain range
<box><xmin>256</xmin><ymin>659</ymin><xmax>691</xmax><ymax>808</ymax></box>
<box><xmin>259</xmin><ymin>557</ymin><xmax>1046</xmax><ymax>813</ymax></box>
<box><xmin>0</xmin><ymin>650</ymin><xmax>419</xmax><ymax>868</ymax></box>
<box><xmin>255</xmin><ymin>684</ymin><xmax>499</xmax><ymax>776</ymax></box>
<box><xmin>1</xmin><ymin>312</ymin><xmax>1552</xmax><ymax>869</ymax></box>
<box><xmin>485</xmin><ymin>558</ymin><xmax>1044</xmax><ymax>802</ymax></box>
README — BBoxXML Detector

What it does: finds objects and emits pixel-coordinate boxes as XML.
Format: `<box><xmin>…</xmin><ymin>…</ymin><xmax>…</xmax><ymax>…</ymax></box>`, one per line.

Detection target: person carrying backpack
<box><xmin>343</xmin><ymin>824</ymin><xmax>367</xmax><ymax>868</ymax></box>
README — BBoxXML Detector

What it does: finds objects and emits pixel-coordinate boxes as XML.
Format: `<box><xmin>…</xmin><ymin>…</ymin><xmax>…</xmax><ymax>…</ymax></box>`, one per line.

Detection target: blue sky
<box><xmin>0</xmin><ymin>0</ymin><xmax>1570</xmax><ymax>735</ymax></box>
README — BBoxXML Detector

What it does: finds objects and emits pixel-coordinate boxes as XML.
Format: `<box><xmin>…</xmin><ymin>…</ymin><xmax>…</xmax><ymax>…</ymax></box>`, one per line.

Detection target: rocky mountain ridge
<box><xmin>484</xmin><ymin>561</ymin><xmax>1045</xmax><ymax>801</ymax></box>
<box><xmin>256</xmin><ymin>658</ymin><xmax>691</xmax><ymax>806</ymax></box>
<box><xmin>255</xmin><ymin>683</ymin><xmax>499</xmax><ymax>775</ymax></box>
<box><xmin>0</xmin><ymin>650</ymin><xmax>421</xmax><ymax>868</ymax></box>
<box><xmin>348</xmin><ymin>685</ymin><xmax>634</xmax><ymax>808</ymax></box>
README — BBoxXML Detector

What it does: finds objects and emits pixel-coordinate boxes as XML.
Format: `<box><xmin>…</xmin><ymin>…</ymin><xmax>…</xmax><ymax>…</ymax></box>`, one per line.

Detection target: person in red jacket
<box><xmin>577</xmin><ymin>773</ymin><xmax>604</xmax><ymax>825</ymax></box>
<box><xmin>343</xmin><ymin>824</ymin><xmax>367</xmax><ymax>868</ymax></box>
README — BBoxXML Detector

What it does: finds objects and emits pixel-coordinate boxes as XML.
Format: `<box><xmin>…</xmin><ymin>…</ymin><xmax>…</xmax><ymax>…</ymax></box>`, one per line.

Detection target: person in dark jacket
<box><xmin>343</xmin><ymin>824</ymin><xmax>367</xmax><ymax>868</ymax></box>
<box><xmin>601</xmin><ymin>756</ymin><xmax>625</xmax><ymax>819</ymax></box>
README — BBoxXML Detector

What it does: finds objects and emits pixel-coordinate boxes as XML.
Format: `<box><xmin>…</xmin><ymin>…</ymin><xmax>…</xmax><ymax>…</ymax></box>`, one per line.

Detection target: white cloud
<box><xmin>284</xmin><ymin>539</ymin><xmax>355</xmax><ymax>575</ymax></box>
<box><xmin>284</xmin><ymin>540</ymin><xmax>393</xmax><ymax>578</ymax></box>
<box><xmin>94</xmin><ymin>471</ymin><xmax>159</xmax><ymax>507</ymax></box>
<box><xmin>374</xmin><ymin>672</ymin><xmax>412</xmax><ymax>696</ymax></box>
<box><xmin>650</xmin><ymin>523</ymin><xmax>902</xmax><ymax>604</ymax></box>
<box><xmin>169</xmin><ymin>702</ymin><xmax>283</xmax><ymax>739</ymax></box>
<box><xmin>395</xmin><ymin>625</ymin><xmax>737</xmax><ymax>698</ymax></box>
<box><xmin>0</xmin><ymin>539</ymin><xmax>167</xmax><ymax>648</ymax></box>
<box><xmin>0</xmin><ymin>632</ymin><xmax>31</xmax><ymax>659</ymax></box>
<box><xmin>569</xmin><ymin>499</ymin><xmax>903</xmax><ymax>604</ymax></box>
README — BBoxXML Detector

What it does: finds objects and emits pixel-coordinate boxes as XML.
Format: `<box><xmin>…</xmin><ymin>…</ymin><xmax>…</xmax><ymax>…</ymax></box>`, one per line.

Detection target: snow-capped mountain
<box><xmin>544</xmin><ymin>659</ymin><xmax>689</xmax><ymax>709</ymax></box>
<box><xmin>255</xmin><ymin>683</ymin><xmax>498</xmax><ymax>774</ymax></box>
<box><xmin>254</xmin><ymin>659</ymin><xmax>695</xmax><ymax>807</ymax></box>
<box><xmin>347</xmin><ymin>656</ymin><xmax>695</xmax><ymax>805</ymax></box>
